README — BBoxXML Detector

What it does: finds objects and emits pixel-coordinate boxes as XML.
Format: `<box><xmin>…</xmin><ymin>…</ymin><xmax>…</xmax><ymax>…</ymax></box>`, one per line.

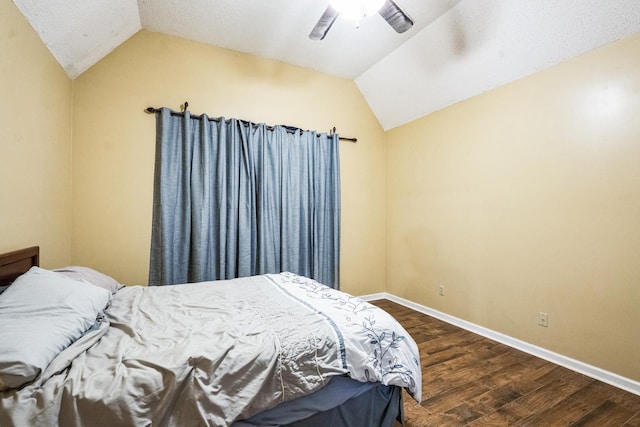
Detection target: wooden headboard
<box><xmin>0</xmin><ymin>246</ymin><xmax>39</xmax><ymax>287</ymax></box>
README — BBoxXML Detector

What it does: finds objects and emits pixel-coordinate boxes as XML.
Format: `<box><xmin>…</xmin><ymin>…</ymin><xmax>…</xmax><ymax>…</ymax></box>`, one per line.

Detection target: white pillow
<box><xmin>53</xmin><ymin>266</ymin><xmax>123</xmax><ymax>294</ymax></box>
<box><xmin>0</xmin><ymin>267</ymin><xmax>111</xmax><ymax>391</ymax></box>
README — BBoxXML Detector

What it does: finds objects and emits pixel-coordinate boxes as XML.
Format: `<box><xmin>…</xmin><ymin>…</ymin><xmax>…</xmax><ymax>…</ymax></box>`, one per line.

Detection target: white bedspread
<box><xmin>0</xmin><ymin>273</ymin><xmax>420</xmax><ymax>426</ymax></box>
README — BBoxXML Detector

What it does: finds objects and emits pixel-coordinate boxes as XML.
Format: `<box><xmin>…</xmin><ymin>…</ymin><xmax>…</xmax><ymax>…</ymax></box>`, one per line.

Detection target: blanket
<box><xmin>0</xmin><ymin>273</ymin><xmax>420</xmax><ymax>426</ymax></box>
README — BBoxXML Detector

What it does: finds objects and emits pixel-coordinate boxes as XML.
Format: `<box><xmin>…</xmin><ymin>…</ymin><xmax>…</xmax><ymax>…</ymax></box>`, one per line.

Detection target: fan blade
<box><xmin>378</xmin><ymin>0</ymin><xmax>414</xmax><ymax>33</ymax></box>
<box><xmin>309</xmin><ymin>6</ymin><xmax>339</xmax><ymax>40</ymax></box>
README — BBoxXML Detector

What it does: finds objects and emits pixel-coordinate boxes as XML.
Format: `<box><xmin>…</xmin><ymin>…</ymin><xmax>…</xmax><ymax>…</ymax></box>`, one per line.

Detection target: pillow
<box><xmin>0</xmin><ymin>266</ymin><xmax>111</xmax><ymax>391</ymax></box>
<box><xmin>53</xmin><ymin>266</ymin><xmax>122</xmax><ymax>294</ymax></box>
<box><xmin>0</xmin><ymin>285</ymin><xmax>9</xmax><ymax>295</ymax></box>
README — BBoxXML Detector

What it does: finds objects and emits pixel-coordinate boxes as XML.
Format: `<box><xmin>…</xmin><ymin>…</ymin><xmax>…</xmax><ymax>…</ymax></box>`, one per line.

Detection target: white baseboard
<box><xmin>358</xmin><ymin>292</ymin><xmax>388</xmax><ymax>301</ymax></box>
<box><xmin>360</xmin><ymin>292</ymin><xmax>640</xmax><ymax>397</ymax></box>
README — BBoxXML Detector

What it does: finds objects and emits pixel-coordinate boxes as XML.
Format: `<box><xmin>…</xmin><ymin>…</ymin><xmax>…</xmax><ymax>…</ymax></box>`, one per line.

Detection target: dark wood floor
<box><xmin>370</xmin><ymin>299</ymin><xmax>640</xmax><ymax>427</ymax></box>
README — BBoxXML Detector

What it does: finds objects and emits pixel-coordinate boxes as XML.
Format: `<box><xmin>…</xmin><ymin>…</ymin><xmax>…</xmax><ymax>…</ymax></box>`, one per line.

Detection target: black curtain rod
<box><xmin>145</xmin><ymin>106</ymin><xmax>357</xmax><ymax>143</ymax></box>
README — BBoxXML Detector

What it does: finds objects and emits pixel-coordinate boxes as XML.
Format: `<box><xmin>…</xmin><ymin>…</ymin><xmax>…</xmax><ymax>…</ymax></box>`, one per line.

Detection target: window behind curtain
<box><xmin>149</xmin><ymin>108</ymin><xmax>341</xmax><ymax>288</ymax></box>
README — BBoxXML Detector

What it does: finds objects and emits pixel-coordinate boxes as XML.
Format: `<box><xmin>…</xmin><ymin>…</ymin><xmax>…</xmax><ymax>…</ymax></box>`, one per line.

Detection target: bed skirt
<box><xmin>235</xmin><ymin>378</ymin><xmax>404</xmax><ymax>427</ymax></box>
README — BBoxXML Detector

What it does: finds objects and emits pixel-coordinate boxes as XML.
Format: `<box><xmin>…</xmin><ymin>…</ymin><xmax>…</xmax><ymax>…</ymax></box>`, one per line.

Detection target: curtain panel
<box><xmin>149</xmin><ymin>108</ymin><xmax>341</xmax><ymax>288</ymax></box>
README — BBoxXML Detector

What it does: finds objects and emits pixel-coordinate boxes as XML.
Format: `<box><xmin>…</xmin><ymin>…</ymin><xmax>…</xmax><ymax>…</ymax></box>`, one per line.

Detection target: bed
<box><xmin>0</xmin><ymin>246</ymin><xmax>421</xmax><ymax>426</ymax></box>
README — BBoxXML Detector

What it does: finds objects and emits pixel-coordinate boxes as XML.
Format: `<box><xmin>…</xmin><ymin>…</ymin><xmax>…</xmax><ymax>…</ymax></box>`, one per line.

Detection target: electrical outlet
<box><xmin>439</xmin><ymin>285</ymin><xmax>445</xmax><ymax>296</ymax></box>
<box><xmin>538</xmin><ymin>312</ymin><xmax>549</xmax><ymax>327</ymax></box>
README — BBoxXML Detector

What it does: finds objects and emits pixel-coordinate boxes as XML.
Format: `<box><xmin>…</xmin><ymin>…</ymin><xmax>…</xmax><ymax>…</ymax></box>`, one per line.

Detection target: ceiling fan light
<box><xmin>329</xmin><ymin>0</ymin><xmax>386</xmax><ymax>21</ymax></box>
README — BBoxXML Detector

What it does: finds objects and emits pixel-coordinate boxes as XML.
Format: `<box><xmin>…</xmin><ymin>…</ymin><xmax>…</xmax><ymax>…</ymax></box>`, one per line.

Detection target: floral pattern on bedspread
<box><xmin>266</xmin><ymin>272</ymin><xmax>422</xmax><ymax>402</ymax></box>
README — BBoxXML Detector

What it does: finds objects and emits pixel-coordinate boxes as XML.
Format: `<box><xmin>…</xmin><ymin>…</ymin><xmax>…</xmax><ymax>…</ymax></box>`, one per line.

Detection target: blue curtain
<box><xmin>149</xmin><ymin>108</ymin><xmax>341</xmax><ymax>288</ymax></box>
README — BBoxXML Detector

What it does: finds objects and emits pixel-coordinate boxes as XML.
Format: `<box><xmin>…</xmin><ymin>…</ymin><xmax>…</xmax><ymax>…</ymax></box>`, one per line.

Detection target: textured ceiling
<box><xmin>357</xmin><ymin>0</ymin><xmax>640</xmax><ymax>129</ymax></box>
<box><xmin>12</xmin><ymin>0</ymin><xmax>640</xmax><ymax>129</ymax></box>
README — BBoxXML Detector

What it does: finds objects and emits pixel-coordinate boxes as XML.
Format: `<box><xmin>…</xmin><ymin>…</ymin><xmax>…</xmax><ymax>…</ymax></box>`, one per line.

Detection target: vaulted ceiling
<box><xmin>13</xmin><ymin>0</ymin><xmax>640</xmax><ymax>130</ymax></box>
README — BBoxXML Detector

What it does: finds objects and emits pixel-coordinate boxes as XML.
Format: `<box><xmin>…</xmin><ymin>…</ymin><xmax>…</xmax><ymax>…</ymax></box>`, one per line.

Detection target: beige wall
<box><xmin>386</xmin><ymin>33</ymin><xmax>640</xmax><ymax>381</ymax></box>
<box><xmin>71</xmin><ymin>31</ymin><xmax>387</xmax><ymax>295</ymax></box>
<box><xmin>0</xmin><ymin>0</ymin><xmax>72</xmax><ymax>267</ymax></box>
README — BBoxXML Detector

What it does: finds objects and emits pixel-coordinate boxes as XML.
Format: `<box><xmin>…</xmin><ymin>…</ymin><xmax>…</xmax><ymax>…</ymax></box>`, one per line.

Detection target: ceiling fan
<box><xmin>309</xmin><ymin>0</ymin><xmax>414</xmax><ymax>40</ymax></box>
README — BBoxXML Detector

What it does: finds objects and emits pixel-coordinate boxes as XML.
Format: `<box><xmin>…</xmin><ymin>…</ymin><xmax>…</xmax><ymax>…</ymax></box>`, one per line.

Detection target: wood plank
<box><xmin>570</xmin><ymin>400</ymin><xmax>635</xmax><ymax>426</ymax></box>
<box><xmin>520</xmin><ymin>396</ymin><xmax>591</xmax><ymax>426</ymax></box>
<box><xmin>624</xmin><ymin>412</ymin><xmax>640</xmax><ymax>427</ymax></box>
